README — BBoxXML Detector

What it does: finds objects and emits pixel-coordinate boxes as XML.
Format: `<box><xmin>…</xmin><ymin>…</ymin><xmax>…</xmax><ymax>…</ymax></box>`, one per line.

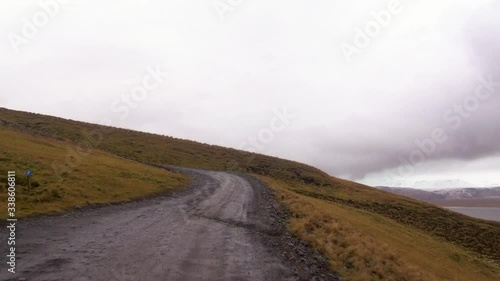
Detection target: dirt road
<box><xmin>1</xmin><ymin>167</ymin><xmax>339</xmax><ymax>281</ymax></box>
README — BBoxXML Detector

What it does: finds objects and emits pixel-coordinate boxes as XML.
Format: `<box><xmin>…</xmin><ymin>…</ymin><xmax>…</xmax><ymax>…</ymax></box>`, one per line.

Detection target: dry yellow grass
<box><xmin>0</xmin><ymin>126</ymin><xmax>188</xmax><ymax>218</ymax></box>
<box><xmin>261</xmin><ymin>176</ymin><xmax>500</xmax><ymax>281</ymax></box>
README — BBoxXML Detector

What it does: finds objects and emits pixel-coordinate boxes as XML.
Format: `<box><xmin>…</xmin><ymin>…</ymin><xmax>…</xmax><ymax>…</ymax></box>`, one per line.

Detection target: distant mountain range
<box><xmin>411</xmin><ymin>179</ymin><xmax>476</xmax><ymax>189</ymax></box>
<box><xmin>377</xmin><ymin>186</ymin><xmax>500</xmax><ymax>202</ymax></box>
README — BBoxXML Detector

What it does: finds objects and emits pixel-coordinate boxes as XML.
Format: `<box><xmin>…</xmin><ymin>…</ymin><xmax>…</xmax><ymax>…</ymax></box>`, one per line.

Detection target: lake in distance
<box><xmin>445</xmin><ymin>207</ymin><xmax>500</xmax><ymax>222</ymax></box>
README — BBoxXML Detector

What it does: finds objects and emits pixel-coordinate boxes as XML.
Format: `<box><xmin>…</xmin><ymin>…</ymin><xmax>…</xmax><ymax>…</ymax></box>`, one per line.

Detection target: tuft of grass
<box><xmin>0</xmin><ymin>126</ymin><xmax>188</xmax><ymax>219</ymax></box>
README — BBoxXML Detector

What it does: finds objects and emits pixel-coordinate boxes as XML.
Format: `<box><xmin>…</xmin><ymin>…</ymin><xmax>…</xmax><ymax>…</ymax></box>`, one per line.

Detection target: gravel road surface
<box><xmin>1</xmin><ymin>167</ymin><xmax>340</xmax><ymax>281</ymax></box>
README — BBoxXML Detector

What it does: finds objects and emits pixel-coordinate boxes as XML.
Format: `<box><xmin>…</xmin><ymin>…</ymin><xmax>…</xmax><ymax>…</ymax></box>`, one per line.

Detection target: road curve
<box><xmin>1</xmin><ymin>168</ymin><xmax>307</xmax><ymax>281</ymax></box>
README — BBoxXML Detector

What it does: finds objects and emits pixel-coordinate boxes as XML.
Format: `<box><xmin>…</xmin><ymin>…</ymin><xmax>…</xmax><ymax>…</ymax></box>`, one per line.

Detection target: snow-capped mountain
<box><xmin>434</xmin><ymin>187</ymin><xmax>500</xmax><ymax>200</ymax></box>
<box><xmin>411</xmin><ymin>179</ymin><xmax>476</xmax><ymax>190</ymax></box>
<box><xmin>377</xmin><ymin>186</ymin><xmax>500</xmax><ymax>201</ymax></box>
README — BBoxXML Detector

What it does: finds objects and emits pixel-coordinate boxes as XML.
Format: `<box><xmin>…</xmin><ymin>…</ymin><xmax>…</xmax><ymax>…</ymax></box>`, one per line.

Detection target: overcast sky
<box><xmin>1</xmin><ymin>0</ymin><xmax>499</xmax><ymax>188</ymax></box>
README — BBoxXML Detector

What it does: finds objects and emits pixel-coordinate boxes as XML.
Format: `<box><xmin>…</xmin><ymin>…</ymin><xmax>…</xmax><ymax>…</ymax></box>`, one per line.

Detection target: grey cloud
<box><xmin>1</xmin><ymin>0</ymin><xmax>500</xmax><ymax>187</ymax></box>
<box><xmin>307</xmin><ymin>8</ymin><xmax>500</xmax><ymax>180</ymax></box>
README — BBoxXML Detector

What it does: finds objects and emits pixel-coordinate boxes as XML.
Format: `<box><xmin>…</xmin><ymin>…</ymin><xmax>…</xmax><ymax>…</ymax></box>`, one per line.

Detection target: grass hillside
<box><xmin>296</xmin><ymin>178</ymin><xmax>500</xmax><ymax>261</ymax></box>
<box><xmin>0</xmin><ymin>125</ymin><xmax>188</xmax><ymax>218</ymax></box>
<box><xmin>0</xmin><ymin>108</ymin><xmax>330</xmax><ymax>187</ymax></box>
<box><xmin>262</xmin><ymin>177</ymin><xmax>499</xmax><ymax>281</ymax></box>
<box><xmin>1</xmin><ymin>107</ymin><xmax>499</xmax><ymax>280</ymax></box>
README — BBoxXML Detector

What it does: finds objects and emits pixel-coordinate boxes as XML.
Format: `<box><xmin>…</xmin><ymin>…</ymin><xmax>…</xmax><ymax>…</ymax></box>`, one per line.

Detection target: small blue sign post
<box><xmin>26</xmin><ymin>170</ymin><xmax>32</xmax><ymax>190</ymax></box>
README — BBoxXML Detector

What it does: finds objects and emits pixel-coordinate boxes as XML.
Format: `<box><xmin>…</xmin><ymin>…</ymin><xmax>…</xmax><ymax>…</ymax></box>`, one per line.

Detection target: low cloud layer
<box><xmin>310</xmin><ymin>4</ymin><xmax>500</xmax><ymax>181</ymax></box>
<box><xmin>1</xmin><ymin>0</ymin><xmax>499</xmax><ymax>187</ymax></box>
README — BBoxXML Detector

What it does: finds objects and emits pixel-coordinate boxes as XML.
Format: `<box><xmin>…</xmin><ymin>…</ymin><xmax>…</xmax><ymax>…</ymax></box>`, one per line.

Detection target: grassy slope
<box><xmin>262</xmin><ymin>177</ymin><xmax>500</xmax><ymax>281</ymax></box>
<box><xmin>300</xmin><ymin>178</ymin><xmax>500</xmax><ymax>261</ymax></box>
<box><xmin>0</xmin><ymin>126</ymin><xmax>188</xmax><ymax>218</ymax></box>
<box><xmin>0</xmin><ymin>108</ymin><xmax>330</xmax><ymax>187</ymax></box>
<box><xmin>1</xmin><ymin>107</ymin><xmax>499</xmax><ymax>280</ymax></box>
